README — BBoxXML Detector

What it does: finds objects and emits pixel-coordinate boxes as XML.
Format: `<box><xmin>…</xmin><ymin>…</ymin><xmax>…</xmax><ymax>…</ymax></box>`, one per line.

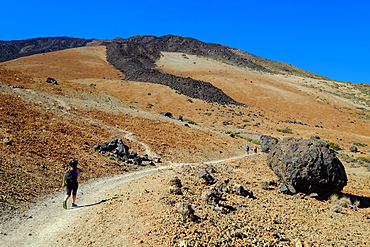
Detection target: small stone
<box><xmin>309</xmin><ymin>193</ymin><xmax>319</xmax><ymax>198</ymax></box>
<box><xmin>199</xmin><ymin>178</ymin><xmax>207</xmax><ymax>184</ymax></box>
<box><xmin>3</xmin><ymin>137</ymin><xmax>12</xmax><ymax>145</ymax></box>
<box><xmin>295</xmin><ymin>239</ymin><xmax>303</xmax><ymax>247</ymax></box>
<box><xmin>303</xmin><ymin>241</ymin><xmax>312</xmax><ymax>247</ymax></box>
<box><xmin>176</xmin><ymin>202</ymin><xmax>195</xmax><ymax>221</ymax></box>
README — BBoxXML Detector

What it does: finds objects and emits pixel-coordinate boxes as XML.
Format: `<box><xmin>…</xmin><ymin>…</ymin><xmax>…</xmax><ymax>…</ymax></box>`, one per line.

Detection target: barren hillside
<box><xmin>0</xmin><ymin>38</ymin><xmax>369</xmax><ymax>246</ymax></box>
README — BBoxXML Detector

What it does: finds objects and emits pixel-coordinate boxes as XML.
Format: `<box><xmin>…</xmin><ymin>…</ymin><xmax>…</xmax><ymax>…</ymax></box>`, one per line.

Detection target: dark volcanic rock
<box><xmin>46</xmin><ymin>77</ymin><xmax>58</xmax><ymax>85</ymax></box>
<box><xmin>160</xmin><ymin>112</ymin><xmax>174</xmax><ymax>119</ymax></box>
<box><xmin>95</xmin><ymin>139</ymin><xmax>130</xmax><ymax>160</ymax></box>
<box><xmin>0</xmin><ymin>37</ymin><xmax>93</xmax><ymax>62</ymax></box>
<box><xmin>106</xmin><ymin>38</ymin><xmax>243</xmax><ymax>105</ymax></box>
<box><xmin>349</xmin><ymin>146</ymin><xmax>358</xmax><ymax>152</ymax></box>
<box><xmin>265</xmin><ymin>136</ymin><xmax>347</xmax><ymax>198</ymax></box>
<box><xmin>260</xmin><ymin>135</ymin><xmax>279</xmax><ymax>153</ymax></box>
<box><xmin>199</xmin><ymin>169</ymin><xmax>215</xmax><ymax>185</ymax></box>
<box><xmin>125</xmin><ymin>35</ymin><xmax>270</xmax><ymax>73</ymax></box>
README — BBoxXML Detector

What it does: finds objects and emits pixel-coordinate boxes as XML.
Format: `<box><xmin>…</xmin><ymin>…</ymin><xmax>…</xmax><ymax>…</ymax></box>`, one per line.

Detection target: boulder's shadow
<box><xmin>341</xmin><ymin>193</ymin><xmax>370</xmax><ymax>209</ymax></box>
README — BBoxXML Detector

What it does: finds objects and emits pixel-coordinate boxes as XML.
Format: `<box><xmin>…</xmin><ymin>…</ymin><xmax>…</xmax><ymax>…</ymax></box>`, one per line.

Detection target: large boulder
<box><xmin>260</xmin><ymin>135</ymin><xmax>279</xmax><ymax>153</ymax></box>
<box><xmin>263</xmin><ymin>136</ymin><xmax>347</xmax><ymax>199</ymax></box>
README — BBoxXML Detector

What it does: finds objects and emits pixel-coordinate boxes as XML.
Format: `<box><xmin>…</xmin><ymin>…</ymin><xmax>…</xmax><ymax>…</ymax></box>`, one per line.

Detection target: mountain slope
<box><xmin>124</xmin><ymin>35</ymin><xmax>331</xmax><ymax>80</ymax></box>
<box><xmin>0</xmin><ymin>37</ymin><xmax>93</xmax><ymax>62</ymax></box>
<box><xmin>0</xmin><ymin>36</ymin><xmax>369</xmax><ymax>246</ymax></box>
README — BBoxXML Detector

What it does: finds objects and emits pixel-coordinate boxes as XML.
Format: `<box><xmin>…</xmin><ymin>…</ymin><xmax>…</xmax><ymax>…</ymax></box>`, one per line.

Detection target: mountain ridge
<box><xmin>0</xmin><ymin>35</ymin><xmax>330</xmax><ymax>80</ymax></box>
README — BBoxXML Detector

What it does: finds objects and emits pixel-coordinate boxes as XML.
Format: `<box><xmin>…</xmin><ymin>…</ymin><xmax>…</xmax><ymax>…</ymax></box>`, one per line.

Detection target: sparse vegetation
<box><xmin>337</xmin><ymin>153</ymin><xmax>370</xmax><ymax>169</ymax></box>
<box><xmin>277</xmin><ymin>127</ymin><xmax>293</xmax><ymax>134</ymax></box>
<box><xmin>327</xmin><ymin>141</ymin><xmax>340</xmax><ymax>151</ymax></box>
<box><xmin>259</xmin><ymin>181</ymin><xmax>270</xmax><ymax>190</ymax></box>
<box><xmin>187</xmin><ymin>120</ymin><xmax>197</xmax><ymax>125</ymax></box>
<box><xmin>329</xmin><ymin>194</ymin><xmax>360</xmax><ymax>212</ymax></box>
<box><xmin>236</xmin><ymin>123</ymin><xmax>250</xmax><ymax>129</ymax></box>
<box><xmin>222</xmin><ymin>120</ymin><xmax>233</xmax><ymax>125</ymax></box>
<box><xmin>330</xmin><ymin>203</ymin><xmax>343</xmax><ymax>213</ymax></box>
<box><xmin>350</xmin><ymin>141</ymin><xmax>368</xmax><ymax>147</ymax></box>
<box><xmin>356</xmin><ymin>157</ymin><xmax>370</xmax><ymax>163</ymax></box>
<box><xmin>337</xmin><ymin>153</ymin><xmax>356</xmax><ymax>163</ymax></box>
<box><xmin>245</xmin><ymin>137</ymin><xmax>260</xmax><ymax>145</ymax></box>
<box><xmin>234</xmin><ymin>133</ymin><xmax>243</xmax><ymax>138</ymax></box>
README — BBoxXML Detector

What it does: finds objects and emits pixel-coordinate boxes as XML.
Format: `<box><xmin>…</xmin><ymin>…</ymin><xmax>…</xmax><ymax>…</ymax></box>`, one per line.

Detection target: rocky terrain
<box><xmin>0</xmin><ymin>36</ymin><xmax>369</xmax><ymax>246</ymax></box>
<box><xmin>0</xmin><ymin>37</ymin><xmax>93</xmax><ymax>62</ymax></box>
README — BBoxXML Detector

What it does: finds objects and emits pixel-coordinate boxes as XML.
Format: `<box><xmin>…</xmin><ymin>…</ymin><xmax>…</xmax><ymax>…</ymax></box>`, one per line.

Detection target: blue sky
<box><xmin>1</xmin><ymin>0</ymin><xmax>369</xmax><ymax>84</ymax></box>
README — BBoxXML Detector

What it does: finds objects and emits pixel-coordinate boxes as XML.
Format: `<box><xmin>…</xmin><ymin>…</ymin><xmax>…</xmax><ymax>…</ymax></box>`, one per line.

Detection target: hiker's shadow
<box><xmin>75</xmin><ymin>196</ymin><xmax>118</xmax><ymax>208</ymax></box>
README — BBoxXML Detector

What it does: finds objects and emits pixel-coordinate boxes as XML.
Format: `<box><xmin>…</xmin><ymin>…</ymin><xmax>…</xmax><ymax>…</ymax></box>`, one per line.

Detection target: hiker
<box><xmin>253</xmin><ymin>146</ymin><xmax>258</xmax><ymax>153</ymax></box>
<box><xmin>63</xmin><ymin>160</ymin><xmax>81</xmax><ymax>209</ymax></box>
<box><xmin>245</xmin><ymin>145</ymin><xmax>250</xmax><ymax>154</ymax></box>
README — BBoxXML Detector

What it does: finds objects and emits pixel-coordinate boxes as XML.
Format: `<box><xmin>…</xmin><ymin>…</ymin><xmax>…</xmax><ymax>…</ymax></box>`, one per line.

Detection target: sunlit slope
<box><xmin>1</xmin><ymin>47</ymin><xmax>369</xmax><ymax>145</ymax></box>
<box><xmin>156</xmin><ymin>52</ymin><xmax>369</xmax><ymax>139</ymax></box>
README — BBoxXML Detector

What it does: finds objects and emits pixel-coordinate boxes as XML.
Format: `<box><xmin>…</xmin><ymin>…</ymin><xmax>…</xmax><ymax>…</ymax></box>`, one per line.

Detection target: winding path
<box><xmin>0</xmin><ymin>154</ymin><xmax>249</xmax><ymax>246</ymax></box>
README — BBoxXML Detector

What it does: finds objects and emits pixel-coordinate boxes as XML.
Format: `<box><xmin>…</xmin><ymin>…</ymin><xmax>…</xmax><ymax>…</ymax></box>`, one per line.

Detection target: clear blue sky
<box><xmin>1</xmin><ymin>0</ymin><xmax>369</xmax><ymax>84</ymax></box>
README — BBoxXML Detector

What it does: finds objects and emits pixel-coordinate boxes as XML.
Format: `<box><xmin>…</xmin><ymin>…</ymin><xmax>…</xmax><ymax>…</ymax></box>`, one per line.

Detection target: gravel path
<box><xmin>0</xmin><ymin>154</ymin><xmax>247</xmax><ymax>247</ymax></box>
<box><xmin>0</xmin><ymin>164</ymin><xmax>178</xmax><ymax>246</ymax></box>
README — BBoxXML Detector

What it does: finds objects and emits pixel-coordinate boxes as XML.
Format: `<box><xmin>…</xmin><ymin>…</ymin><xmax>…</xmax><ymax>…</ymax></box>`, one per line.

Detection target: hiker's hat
<box><xmin>70</xmin><ymin>160</ymin><xmax>78</xmax><ymax>167</ymax></box>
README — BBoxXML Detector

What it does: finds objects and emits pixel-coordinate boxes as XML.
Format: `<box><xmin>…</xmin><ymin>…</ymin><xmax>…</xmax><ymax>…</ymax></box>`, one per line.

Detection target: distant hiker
<box><xmin>253</xmin><ymin>146</ymin><xmax>258</xmax><ymax>154</ymax></box>
<box><xmin>62</xmin><ymin>160</ymin><xmax>81</xmax><ymax>209</ymax></box>
<box><xmin>245</xmin><ymin>145</ymin><xmax>250</xmax><ymax>154</ymax></box>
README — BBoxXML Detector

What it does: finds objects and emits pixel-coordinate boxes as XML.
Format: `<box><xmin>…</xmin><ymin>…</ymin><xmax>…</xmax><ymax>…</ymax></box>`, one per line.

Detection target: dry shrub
<box><xmin>259</xmin><ymin>181</ymin><xmax>270</xmax><ymax>190</ymax></box>
<box><xmin>330</xmin><ymin>194</ymin><xmax>359</xmax><ymax>212</ymax></box>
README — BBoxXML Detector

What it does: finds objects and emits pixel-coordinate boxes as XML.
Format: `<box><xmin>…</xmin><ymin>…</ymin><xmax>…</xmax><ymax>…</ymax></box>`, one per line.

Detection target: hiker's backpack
<box><xmin>62</xmin><ymin>169</ymin><xmax>76</xmax><ymax>186</ymax></box>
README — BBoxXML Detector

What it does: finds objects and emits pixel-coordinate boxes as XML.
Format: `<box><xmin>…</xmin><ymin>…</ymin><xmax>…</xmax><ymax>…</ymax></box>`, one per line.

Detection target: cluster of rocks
<box><xmin>278</xmin><ymin>120</ymin><xmax>308</xmax><ymax>125</ymax></box>
<box><xmin>7</xmin><ymin>84</ymin><xmax>24</xmax><ymax>89</ymax></box>
<box><xmin>159</xmin><ymin>112</ymin><xmax>183</xmax><ymax>121</ymax></box>
<box><xmin>260</xmin><ymin>135</ymin><xmax>348</xmax><ymax>199</ymax></box>
<box><xmin>93</xmin><ymin>139</ymin><xmax>158</xmax><ymax>166</ymax></box>
<box><xmin>170</xmin><ymin>166</ymin><xmax>254</xmax><ymax>221</ymax></box>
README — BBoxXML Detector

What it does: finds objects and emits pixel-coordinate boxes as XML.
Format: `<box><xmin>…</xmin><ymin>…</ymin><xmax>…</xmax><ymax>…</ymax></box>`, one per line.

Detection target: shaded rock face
<box><xmin>263</xmin><ymin>136</ymin><xmax>347</xmax><ymax>199</ymax></box>
<box><xmin>260</xmin><ymin>135</ymin><xmax>279</xmax><ymax>153</ymax></box>
<box><xmin>0</xmin><ymin>37</ymin><xmax>93</xmax><ymax>62</ymax></box>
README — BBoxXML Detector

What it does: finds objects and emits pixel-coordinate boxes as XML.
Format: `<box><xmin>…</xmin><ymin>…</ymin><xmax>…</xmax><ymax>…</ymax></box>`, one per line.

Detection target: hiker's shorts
<box><xmin>66</xmin><ymin>182</ymin><xmax>79</xmax><ymax>196</ymax></box>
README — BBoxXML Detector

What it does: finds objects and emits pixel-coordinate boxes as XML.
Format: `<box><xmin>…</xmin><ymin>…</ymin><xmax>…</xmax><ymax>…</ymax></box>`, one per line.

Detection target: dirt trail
<box><xmin>0</xmin><ymin>154</ymin><xmax>248</xmax><ymax>247</ymax></box>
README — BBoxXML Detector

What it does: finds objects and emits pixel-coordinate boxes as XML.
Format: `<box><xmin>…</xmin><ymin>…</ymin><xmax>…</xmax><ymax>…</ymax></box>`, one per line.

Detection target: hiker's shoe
<box><xmin>63</xmin><ymin>201</ymin><xmax>67</xmax><ymax>209</ymax></box>
<box><xmin>72</xmin><ymin>203</ymin><xmax>77</xmax><ymax>207</ymax></box>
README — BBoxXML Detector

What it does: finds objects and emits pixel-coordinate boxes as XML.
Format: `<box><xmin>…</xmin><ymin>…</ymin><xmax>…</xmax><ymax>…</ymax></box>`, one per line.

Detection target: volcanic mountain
<box><xmin>0</xmin><ymin>35</ymin><xmax>369</xmax><ymax>246</ymax></box>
